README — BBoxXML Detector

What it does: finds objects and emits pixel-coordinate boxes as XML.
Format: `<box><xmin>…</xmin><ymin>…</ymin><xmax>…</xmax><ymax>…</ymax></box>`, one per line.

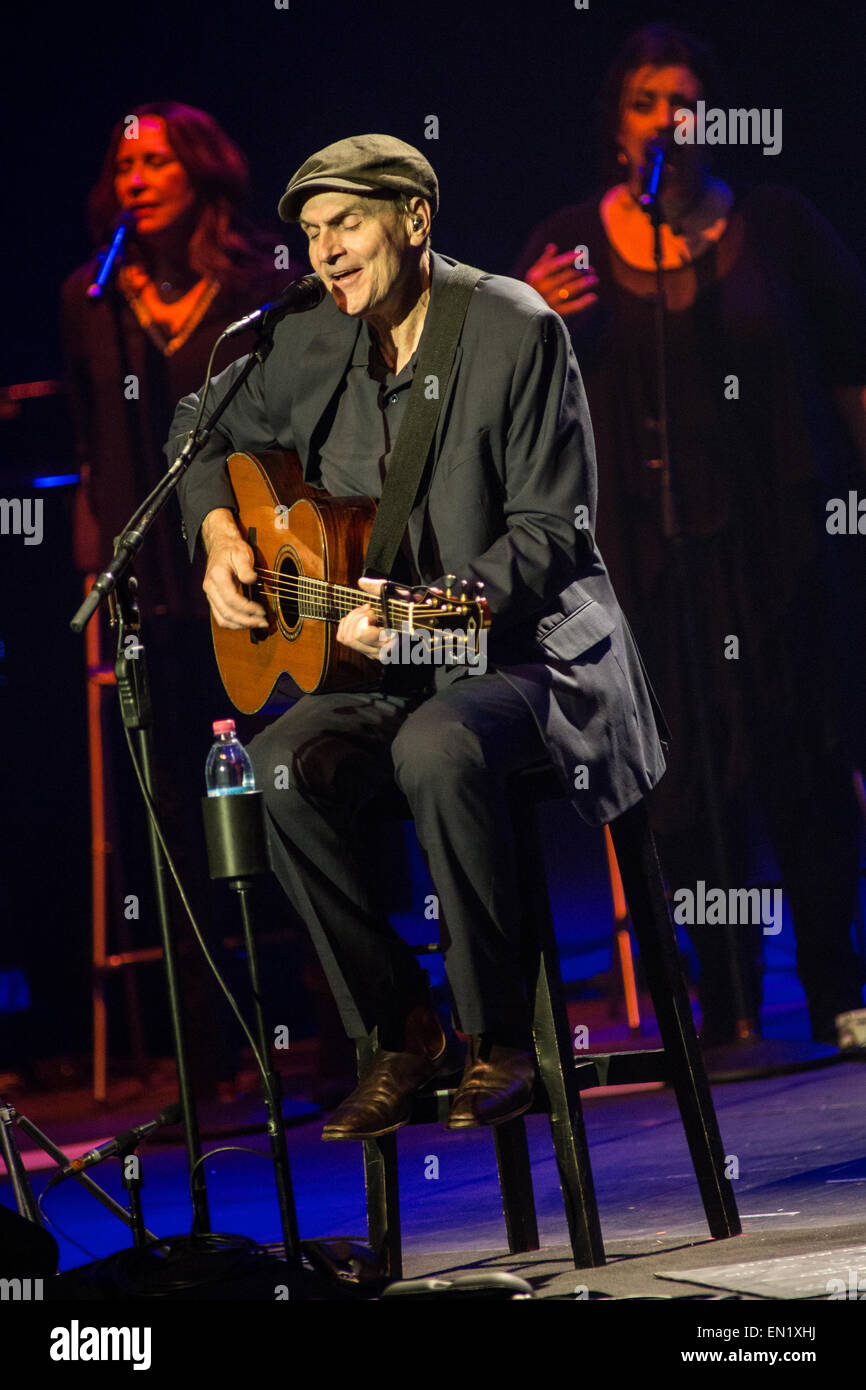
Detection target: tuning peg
<box><xmin>471</xmin><ymin>580</ymin><xmax>485</xmax><ymax>601</ymax></box>
<box><xmin>442</xmin><ymin>573</ymin><xmax>457</xmax><ymax>602</ymax></box>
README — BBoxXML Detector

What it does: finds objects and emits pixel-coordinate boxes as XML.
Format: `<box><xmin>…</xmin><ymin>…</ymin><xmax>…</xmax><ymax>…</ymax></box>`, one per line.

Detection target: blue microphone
<box><xmin>87</xmin><ymin>213</ymin><xmax>133</xmax><ymax>299</ymax></box>
<box><xmin>638</xmin><ymin>142</ymin><xmax>668</xmax><ymax>209</ymax></box>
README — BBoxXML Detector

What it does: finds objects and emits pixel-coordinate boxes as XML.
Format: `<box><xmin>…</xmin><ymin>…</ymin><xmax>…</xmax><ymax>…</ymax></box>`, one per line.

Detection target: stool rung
<box><xmin>574</xmin><ymin>1050</ymin><xmax>669</xmax><ymax>1088</ymax></box>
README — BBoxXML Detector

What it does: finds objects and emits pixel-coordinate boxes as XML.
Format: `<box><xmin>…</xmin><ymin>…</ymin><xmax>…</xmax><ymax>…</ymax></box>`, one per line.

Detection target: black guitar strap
<box><xmin>363</xmin><ymin>260</ymin><xmax>484</xmax><ymax>579</ymax></box>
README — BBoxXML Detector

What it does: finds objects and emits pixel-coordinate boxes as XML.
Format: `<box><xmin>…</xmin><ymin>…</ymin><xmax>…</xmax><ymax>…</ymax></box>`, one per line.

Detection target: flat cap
<box><xmin>278</xmin><ymin>133</ymin><xmax>439</xmax><ymax>223</ymax></box>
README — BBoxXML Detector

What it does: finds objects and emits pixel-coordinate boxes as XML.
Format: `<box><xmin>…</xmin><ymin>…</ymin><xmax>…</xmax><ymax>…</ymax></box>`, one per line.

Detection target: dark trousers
<box><xmin>247</xmin><ymin>672</ymin><xmax>547</xmax><ymax>1041</ymax></box>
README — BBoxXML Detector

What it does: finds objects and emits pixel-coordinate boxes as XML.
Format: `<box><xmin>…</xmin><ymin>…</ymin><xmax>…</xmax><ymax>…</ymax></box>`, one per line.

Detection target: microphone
<box><xmin>223</xmin><ymin>274</ymin><xmax>326</xmax><ymax>339</ymax></box>
<box><xmin>638</xmin><ymin>138</ymin><xmax>669</xmax><ymax>209</ymax></box>
<box><xmin>87</xmin><ymin>213</ymin><xmax>134</xmax><ymax>299</ymax></box>
<box><xmin>47</xmin><ymin>1103</ymin><xmax>182</xmax><ymax>1185</ymax></box>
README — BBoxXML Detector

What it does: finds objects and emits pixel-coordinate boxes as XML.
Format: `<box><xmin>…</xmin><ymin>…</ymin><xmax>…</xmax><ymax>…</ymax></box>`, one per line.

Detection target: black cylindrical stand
<box><xmin>113</xmin><ymin>587</ymin><xmax>211</xmax><ymax>1233</ymax></box>
<box><xmin>201</xmin><ymin>792</ymin><xmax>301</xmax><ymax>1262</ymax></box>
<box><xmin>120</xmin><ymin>1146</ymin><xmax>148</xmax><ymax>1248</ymax></box>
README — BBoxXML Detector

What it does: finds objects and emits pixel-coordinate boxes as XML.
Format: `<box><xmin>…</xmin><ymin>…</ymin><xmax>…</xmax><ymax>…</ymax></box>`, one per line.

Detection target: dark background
<box><xmin>6</xmin><ymin>0</ymin><xmax>866</xmax><ymax>381</ymax></box>
<box><xmin>1</xmin><ymin>0</ymin><xmax>864</xmax><ymax>1065</ymax></box>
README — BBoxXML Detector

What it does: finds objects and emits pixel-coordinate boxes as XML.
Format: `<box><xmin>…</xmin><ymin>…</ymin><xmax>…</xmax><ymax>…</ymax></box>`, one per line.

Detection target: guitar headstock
<box><xmin>378</xmin><ymin>577</ymin><xmax>490</xmax><ymax>632</ymax></box>
<box><xmin>375</xmin><ymin>577</ymin><xmax>490</xmax><ymax>671</ymax></box>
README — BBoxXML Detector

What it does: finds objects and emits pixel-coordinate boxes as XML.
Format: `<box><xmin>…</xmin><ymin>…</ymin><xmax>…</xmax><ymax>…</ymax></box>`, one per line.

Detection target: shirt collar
<box><xmin>350</xmin><ymin>252</ymin><xmax>442</xmax><ymax>377</ymax></box>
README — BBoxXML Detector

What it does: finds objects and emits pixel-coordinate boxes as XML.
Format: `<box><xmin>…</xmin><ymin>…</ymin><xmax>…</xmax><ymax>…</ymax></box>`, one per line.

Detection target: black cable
<box><xmin>36</xmin><ymin>1185</ymin><xmax>101</xmax><ymax>1262</ymax></box>
<box><xmin>120</xmin><ymin>723</ymin><xmax>269</xmax><ymax>1089</ymax></box>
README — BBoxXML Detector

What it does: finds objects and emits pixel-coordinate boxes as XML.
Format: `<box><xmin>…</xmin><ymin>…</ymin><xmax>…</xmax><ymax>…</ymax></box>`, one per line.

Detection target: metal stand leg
<box><xmin>230</xmin><ymin>877</ymin><xmax>301</xmax><ymax>1261</ymax></box>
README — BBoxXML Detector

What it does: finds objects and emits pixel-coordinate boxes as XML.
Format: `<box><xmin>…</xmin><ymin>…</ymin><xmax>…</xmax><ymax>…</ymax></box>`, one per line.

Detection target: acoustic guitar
<box><xmin>211</xmin><ymin>449</ymin><xmax>490</xmax><ymax>713</ymax></box>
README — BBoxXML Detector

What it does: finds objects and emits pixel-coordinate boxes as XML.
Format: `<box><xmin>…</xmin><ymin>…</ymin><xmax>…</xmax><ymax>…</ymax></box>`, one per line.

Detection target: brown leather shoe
<box><xmin>445</xmin><ymin>1037</ymin><xmax>535</xmax><ymax>1129</ymax></box>
<box><xmin>322</xmin><ymin>1005</ymin><xmax>448</xmax><ymax>1141</ymax></box>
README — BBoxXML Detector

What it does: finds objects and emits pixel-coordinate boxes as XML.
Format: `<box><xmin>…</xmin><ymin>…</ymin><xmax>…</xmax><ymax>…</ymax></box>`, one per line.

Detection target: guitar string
<box><xmin>255</xmin><ymin>565</ymin><xmax>434</xmax><ymax>611</ymax></box>
<box><xmin>259</xmin><ymin>589</ymin><xmax>474</xmax><ymax>639</ymax></box>
<box><xmin>230</xmin><ymin>568</ymin><xmax>482</xmax><ymax>653</ymax></box>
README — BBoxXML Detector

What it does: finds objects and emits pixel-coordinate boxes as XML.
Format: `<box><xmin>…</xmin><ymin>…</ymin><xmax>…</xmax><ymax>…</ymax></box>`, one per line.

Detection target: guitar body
<box><xmin>212</xmin><ymin>449</ymin><xmax>379</xmax><ymax>712</ymax></box>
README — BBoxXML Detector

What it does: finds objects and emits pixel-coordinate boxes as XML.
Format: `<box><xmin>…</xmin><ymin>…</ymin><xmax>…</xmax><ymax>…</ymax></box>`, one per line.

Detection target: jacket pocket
<box><xmin>431</xmin><ymin>427</ymin><xmax>491</xmax><ymax>485</ymax></box>
<box><xmin>536</xmin><ymin>598</ymin><xmax>617</xmax><ymax>660</ymax></box>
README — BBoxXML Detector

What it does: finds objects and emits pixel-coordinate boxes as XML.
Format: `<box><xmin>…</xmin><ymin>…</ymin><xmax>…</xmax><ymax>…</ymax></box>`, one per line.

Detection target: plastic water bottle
<box><xmin>205</xmin><ymin>719</ymin><xmax>256</xmax><ymax>796</ymax></box>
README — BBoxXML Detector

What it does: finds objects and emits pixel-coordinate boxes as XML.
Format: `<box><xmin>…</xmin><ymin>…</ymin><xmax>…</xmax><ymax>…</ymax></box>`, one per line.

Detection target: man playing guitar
<box><xmin>168</xmin><ymin>134</ymin><xmax>667</xmax><ymax>1139</ymax></box>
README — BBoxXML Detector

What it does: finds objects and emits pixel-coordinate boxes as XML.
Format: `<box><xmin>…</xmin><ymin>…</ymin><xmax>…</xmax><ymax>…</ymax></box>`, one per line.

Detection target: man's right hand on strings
<box><xmin>201</xmin><ymin>508</ymin><xmax>268</xmax><ymax>630</ymax></box>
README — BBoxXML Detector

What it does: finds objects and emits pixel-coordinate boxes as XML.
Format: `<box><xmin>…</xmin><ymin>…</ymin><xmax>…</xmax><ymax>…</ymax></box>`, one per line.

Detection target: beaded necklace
<box><xmin>119</xmin><ymin>266</ymin><xmax>221</xmax><ymax>357</ymax></box>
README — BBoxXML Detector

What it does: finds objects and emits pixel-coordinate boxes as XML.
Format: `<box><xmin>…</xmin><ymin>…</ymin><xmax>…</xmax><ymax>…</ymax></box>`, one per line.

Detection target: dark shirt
<box><xmin>318</xmin><ymin>323</ymin><xmax>420</xmax><ymax>588</ymax></box>
<box><xmin>319</xmin><ymin>324</ymin><xmax>417</xmax><ymax>499</ymax></box>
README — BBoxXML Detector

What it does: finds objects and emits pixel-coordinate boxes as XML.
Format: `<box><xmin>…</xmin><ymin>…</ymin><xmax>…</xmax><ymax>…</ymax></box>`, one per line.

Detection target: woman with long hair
<box><xmin>62</xmin><ymin>102</ymin><xmax>303</xmax><ymax>1099</ymax></box>
<box><xmin>515</xmin><ymin>25</ymin><xmax>866</xmax><ymax>1048</ymax></box>
<box><xmin>63</xmin><ymin>100</ymin><xmax>298</xmax><ymax>612</ymax></box>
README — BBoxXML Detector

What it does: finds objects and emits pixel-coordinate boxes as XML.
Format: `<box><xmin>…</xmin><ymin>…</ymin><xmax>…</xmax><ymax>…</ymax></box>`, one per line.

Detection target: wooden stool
<box><xmin>358</xmin><ymin>762</ymin><xmax>741</xmax><ymax>1276</ymax></box>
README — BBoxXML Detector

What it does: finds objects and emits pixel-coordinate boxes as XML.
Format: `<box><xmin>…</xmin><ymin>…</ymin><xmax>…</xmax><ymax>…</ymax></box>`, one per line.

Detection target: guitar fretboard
<box><xmin>256</xmin><ymin>567</ymin><xmax>483</xmax><ymax>631</ymax></box>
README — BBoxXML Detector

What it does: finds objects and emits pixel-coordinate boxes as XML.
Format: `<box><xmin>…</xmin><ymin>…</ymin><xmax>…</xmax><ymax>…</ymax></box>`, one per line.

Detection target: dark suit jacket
<box><xmin>167</xmin><ymin>251</ymin><xmax>667</xmax><ymax>824</ymax></box>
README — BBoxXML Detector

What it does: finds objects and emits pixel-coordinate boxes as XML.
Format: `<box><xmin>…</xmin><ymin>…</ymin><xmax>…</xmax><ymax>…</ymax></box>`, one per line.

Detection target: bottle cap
<box><xmin>212</xmin><ymin>718</ymin><xmax>236</xmax><ymax>735</ymax></box>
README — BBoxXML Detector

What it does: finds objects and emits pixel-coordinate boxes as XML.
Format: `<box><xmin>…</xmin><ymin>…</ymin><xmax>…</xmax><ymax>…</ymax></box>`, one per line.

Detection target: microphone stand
<box><xmin>113</xmin><ymin>569</ymin><xmax>214</xmax><ymax>1234</ymax></box>
<box><xmin>70</xmin><ymin>327</ymin><xmax>280</xmax><ymax>1240</ymax></box>
<box><xmin>118</xmin><ymin>1132</ymin><xmax>148</xmax><ymax>1249</ymax></box>
<box><xmin>639</xmin><ymin>168</ymin><xmax>755</xmax><ymax>1042</ymax></box>
<box><xmin>0</xmin><ymin>1095</ymin><xmax>160</xmax><ymax>1240</ymax></box>
<box><xmin>640</xmin><ymin>177</ymin><xmax>841</xmax><ymax>1075</ymax></box>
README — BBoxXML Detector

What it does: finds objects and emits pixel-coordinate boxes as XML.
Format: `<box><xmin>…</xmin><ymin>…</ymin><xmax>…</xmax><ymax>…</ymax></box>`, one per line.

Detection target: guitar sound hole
<box><xmin>275</xmin><ymin>552</ymin><xmax>300</xmax><ymax>630</ymax></box>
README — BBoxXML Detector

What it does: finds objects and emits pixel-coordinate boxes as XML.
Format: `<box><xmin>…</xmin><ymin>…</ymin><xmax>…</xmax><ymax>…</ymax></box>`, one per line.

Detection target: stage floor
<box><xmin>3</xmin><ymin>1018</ymin><xmax>865</xmax><ymax>1301</ymax></box>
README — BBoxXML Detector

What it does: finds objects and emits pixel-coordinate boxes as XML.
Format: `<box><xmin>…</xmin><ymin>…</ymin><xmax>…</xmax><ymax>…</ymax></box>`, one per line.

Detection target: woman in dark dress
<box><xmin>62</xmin><ymin>102</ymin><xmax>304</xmax><ymax>1094</ymax></box>
<box><xmin>515</xmin><ymin>26</ymin><xmax>866</xmax><ymax>1046</ymax></box>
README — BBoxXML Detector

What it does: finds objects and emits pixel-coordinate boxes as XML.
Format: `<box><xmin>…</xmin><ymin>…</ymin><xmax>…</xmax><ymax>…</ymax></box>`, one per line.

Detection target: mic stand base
<box><xmin>0</xmin><ymin>1097</ymin><xmax>159</xmax><ymax>1240</ymax></box>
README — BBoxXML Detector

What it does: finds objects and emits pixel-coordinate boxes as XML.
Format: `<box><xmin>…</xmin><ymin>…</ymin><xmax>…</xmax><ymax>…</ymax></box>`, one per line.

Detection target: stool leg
<box><xmin>609</xmin><ymin>802</ymin><xmax>741</xmax><ymax>1239</ymax></box>
<box><xmin>531</xmin><ymin>954</ymin><xmax>606</xmax><ymax>1267</ymax></box>
<box><xmin>357</xmin><ymin>1035</ymin><xmax>403</xmax><ymax>1279</ymax></box>
<box><xmin>513</xmin><ymin>799</ymin><xmax>606</xmax><ymax>1268</ymax></box>
<box><xmin>493</xmin><ymin>1118</ymin><xmax>539</xmax><ymax>1254</ymax></box>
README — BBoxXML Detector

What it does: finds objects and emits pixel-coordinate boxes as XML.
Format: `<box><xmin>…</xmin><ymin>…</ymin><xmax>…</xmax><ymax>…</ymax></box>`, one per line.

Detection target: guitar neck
<box><xmin>257</xmin><ymin>568</ymin><xmax>486</xmax><ymax>632</ymax></box>
<box><xmin>273</xmin><ymin>574</ymin><xmax>405</xmax><ymax>626</ymax></box>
